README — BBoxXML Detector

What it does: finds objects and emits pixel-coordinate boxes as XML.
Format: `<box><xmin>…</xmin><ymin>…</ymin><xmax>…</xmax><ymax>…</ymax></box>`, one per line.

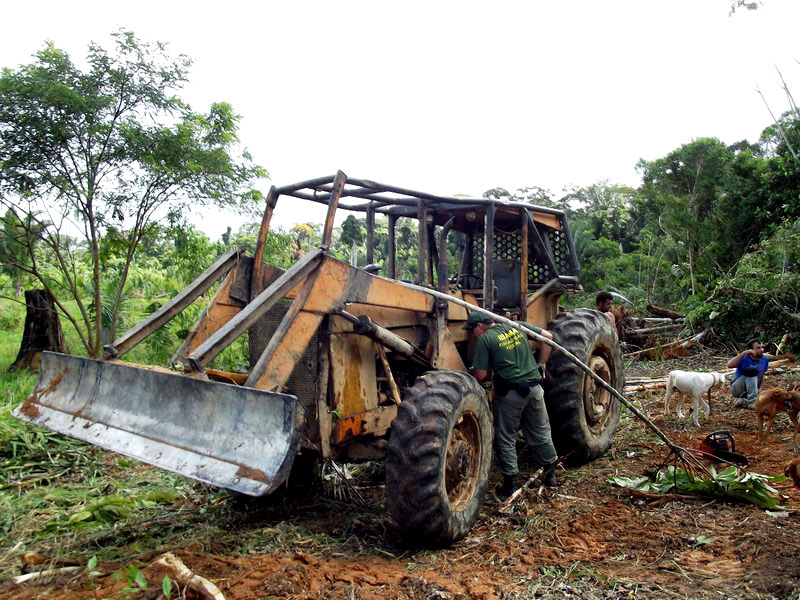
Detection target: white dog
<box><xmin>663</xmin><ymin>370</ymin><xmax>726</xmax><ymax>426</ymax></box>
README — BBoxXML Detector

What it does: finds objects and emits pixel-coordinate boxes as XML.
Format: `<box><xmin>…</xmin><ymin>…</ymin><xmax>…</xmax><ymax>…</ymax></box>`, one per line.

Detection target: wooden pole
<box><xmin>251</xmin><ymin>186</ymin><xmax>279</xmax><ymax>298</ymax></box>
<box><xmin>377</xmin><ymin>345</ymin><xmax>402</xmax><ymax>406</ymax></box>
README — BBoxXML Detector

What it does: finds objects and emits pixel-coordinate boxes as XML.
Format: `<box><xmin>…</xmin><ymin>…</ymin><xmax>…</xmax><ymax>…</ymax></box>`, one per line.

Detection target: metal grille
<box><xmin>469</xmin><ymin>230</ymin><xmax>567</xmax><ymax>287</ymax></box>
<box><xmin>248</xmin><ymin>300</ymin><xmax>320</xmax><ymax>409</ymax></box>
<box><xmin>547</xmin><ymin>228</ymin><xmax>575</xmax><ymax>275</ymax></box>
<box><xmin>528</xmin><ymin>259</ymin><xmax>552</xmax><ymax>285</ymax></box>
<box><xmin>492</xmin><ymin>231</ymin><xmax>520</xmax><ymax>261</ymax></box>
<box><xmin>473</xmin><ymin>234</ymin><xmax>484</xmax><ymax>281</ymax></box>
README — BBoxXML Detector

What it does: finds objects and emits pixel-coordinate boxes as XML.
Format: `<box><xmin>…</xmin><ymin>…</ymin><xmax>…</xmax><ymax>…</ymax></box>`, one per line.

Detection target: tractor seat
<box><xmin>493</xmin><ymin>259</ymin><xmax>520</xmax><ymax>309</ymax></box>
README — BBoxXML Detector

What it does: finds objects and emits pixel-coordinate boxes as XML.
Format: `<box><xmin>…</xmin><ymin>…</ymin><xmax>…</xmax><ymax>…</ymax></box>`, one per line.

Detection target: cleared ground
<box><xmin>1</xmin><ymin>353</ymin><xmax>799</xmax><ymax>599</ymax></box>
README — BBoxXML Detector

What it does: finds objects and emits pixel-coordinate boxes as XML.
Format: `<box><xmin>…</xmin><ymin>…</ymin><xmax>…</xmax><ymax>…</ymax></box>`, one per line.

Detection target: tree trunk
<box><xmin>9</xmin><ymin>289</ymin><xmax>68</xmax><ymax>371</ymax></box>
<box><xmin>646</xmin><ymin>304</ymin><xmax>685</xmax><ymax>319</ymax></box>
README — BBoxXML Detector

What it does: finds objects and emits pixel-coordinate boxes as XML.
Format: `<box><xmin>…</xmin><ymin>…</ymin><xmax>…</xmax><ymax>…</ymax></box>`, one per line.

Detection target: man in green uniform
<box><xmin>465</xmin><ymin>312</ymin><xmax>559</xmax><ymax>497</ymax></box>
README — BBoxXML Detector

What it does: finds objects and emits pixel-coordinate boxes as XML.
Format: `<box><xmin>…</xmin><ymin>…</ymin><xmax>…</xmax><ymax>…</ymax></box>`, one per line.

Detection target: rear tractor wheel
<box><xmin>386</xmin><ymin>370</ymin><xmax>492</xmax><ymax>547</ymax></box>
<box><xmin>545</xmin><ymin>309</ymin><xmax>624</xmax><ymax>465</ymax></box>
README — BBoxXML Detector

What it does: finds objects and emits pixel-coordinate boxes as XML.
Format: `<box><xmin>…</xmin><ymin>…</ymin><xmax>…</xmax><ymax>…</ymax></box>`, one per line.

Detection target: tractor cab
<box><xmin>277</xmin><ymin>176</ymin><xmax>582</xmax><ymax>330</ymax></box>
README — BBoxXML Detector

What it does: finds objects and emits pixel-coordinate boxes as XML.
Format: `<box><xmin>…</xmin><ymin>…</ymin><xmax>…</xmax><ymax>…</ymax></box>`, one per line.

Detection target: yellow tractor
<box><xmin>16</xmin><ymin>171</ymin><xmax>623</xmax><ymax>546</ymax></box>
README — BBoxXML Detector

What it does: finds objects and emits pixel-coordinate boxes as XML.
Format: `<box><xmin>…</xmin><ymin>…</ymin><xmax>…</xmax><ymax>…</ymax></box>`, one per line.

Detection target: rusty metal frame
<box><xmin>482</xmin><ymin>203</ymin><xmax>495</xmax><ymax>309</ymax></box>
<box><xmin>251</xmin><ymin>185</ymin><xmax>280</xmax><ymax>297</ymax></box>
<box><xmin>185</xmin><ymin>248</ymin><xmax>325</xmax><ymax>371</ymax></box>
<box><xmin>103</xmin><ymin>173</ymin><xmax>582</xmax><ymax>382</ymax></box>
<box><xmin>520</xmin><ymin>210</ymin><xmax>529</xmax><ymax>320</ymax></box>
<box><xmin>104</xmin><ymin>246</ymin><xmax>244</xmax><ymax>359</ymax></box>
<box><xmin>366</xmin><ymin>203</ymin><xmax>375</xmax><ymax>264</ymax></box>
<box><xmin>417</xmin><ymin>199</ymin><xmax>428</xmax><ymax>284</ymax></box>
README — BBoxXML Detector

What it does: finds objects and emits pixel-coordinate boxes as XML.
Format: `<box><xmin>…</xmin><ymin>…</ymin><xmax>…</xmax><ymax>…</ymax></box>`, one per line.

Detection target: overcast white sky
<box><xmin>3</xmin><ymin>1</ymin><xmax>799</xmax><ymax>240</ymax></box>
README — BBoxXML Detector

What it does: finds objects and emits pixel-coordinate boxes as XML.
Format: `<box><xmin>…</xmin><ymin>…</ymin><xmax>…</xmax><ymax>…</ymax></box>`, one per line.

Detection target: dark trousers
<box><xmin>492</xmin><ymin>384</ymin><xmax>558</xmax><ymax>477</ymax></box>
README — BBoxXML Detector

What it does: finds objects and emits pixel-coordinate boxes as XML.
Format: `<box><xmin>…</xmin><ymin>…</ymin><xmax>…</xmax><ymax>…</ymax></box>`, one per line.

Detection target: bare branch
<box><xmin>775</xmin><ymin>65</ymin><xmax>799</xmax><ymax>118</ymax></box>
<box><xmin>757</xmin><ymin>85</ymin><xmax>800</xmax><ymax>165</ymax></box>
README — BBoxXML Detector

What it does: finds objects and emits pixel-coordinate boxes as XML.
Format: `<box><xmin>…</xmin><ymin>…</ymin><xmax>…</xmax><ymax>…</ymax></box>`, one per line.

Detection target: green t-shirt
<box><xmin>471</xmin><ymin>322</ymin><xmax>543</xmax><ymax>383</ymax></box>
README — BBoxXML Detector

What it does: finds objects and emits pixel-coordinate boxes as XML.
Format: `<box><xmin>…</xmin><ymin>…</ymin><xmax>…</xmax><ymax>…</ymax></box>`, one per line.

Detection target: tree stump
<box><xmin>9</xmin><ymin>289</ymin><xmax>67</xmax><ymax>371</ymax></box>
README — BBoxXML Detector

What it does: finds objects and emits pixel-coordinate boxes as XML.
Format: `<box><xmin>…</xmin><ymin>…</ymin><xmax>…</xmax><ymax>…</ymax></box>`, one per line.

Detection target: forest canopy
<box><xmin>1</xmin><ymin>30</ymin><xmax>799</xmax><ymax>355</ymax></box>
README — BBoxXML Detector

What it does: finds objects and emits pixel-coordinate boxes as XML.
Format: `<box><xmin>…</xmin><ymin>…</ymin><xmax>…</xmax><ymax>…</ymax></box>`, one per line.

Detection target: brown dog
<box><xmin>755</xmin><ymin>388</ymin><xmax>800</xmax><ymax>443</ymax></box>
<box><xmin>785</xmin><ymin>458</ymin><xmax>800</xmax><ymax>488</ymax></box>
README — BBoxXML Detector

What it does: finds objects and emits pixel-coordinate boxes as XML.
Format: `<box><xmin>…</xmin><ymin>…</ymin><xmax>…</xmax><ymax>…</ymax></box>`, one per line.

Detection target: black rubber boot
<box><xmin>496</xmin><ymin>474</ymin><xmax>519</xmax><ymax>499</ymax></box>
<box><xmin>542</xmin><ymin>465</ymin><xmax>558</xmax><ymax>487</ymax></box>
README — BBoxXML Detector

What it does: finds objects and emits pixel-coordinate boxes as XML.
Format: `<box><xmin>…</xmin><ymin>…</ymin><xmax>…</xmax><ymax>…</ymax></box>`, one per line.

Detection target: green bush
<box><xmin>696</xmin><ymin>223</ymin><xmax>800</xmax><ymax>351</ymax></box>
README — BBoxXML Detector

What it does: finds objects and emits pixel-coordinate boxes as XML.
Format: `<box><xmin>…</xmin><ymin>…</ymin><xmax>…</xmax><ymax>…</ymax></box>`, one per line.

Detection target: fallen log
<box><xmin>647</xmin><ymin>304</ymin><xmax>685</xmax><ymax>320</ymax></box>
<box><xmin>640</xmin><ymin>317</ymin><xmax>684</xmax><ymax>324</ymax></box>
<box><xmin>624</xmin><ymin>331</ymin><xmax>709</xmax><ymax>360</ymax></box>
<box><xmin>625</xmin><ymin>382</ymin><xmax>670</xmax><ymax>393</ymax></box>
<box><xmin>626</xmin><ymin>324</ymin><xmax>684</xmax><ymax>336</ymax></box>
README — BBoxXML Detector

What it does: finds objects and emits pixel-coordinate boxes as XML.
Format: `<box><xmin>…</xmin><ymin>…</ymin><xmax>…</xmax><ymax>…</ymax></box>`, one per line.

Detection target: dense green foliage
<box><xmin>0</xmin><ymin>31</ymin><xmax>266</xmax><ymax>356</ymax></box>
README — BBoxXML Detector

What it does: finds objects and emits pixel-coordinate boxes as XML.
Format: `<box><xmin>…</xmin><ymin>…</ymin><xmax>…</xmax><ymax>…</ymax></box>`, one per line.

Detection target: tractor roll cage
<box><xmin>268</xmin><ymin>171</ymin><xmax>581</xmax><ymax>312</ymax></box>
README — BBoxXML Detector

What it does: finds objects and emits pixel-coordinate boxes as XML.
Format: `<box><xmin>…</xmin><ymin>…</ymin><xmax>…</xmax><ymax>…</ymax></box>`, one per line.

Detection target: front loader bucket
<box><xmin>14</xmin><ymin>352</ymin><xmax>299</xmax><ymax>497</ymax></box>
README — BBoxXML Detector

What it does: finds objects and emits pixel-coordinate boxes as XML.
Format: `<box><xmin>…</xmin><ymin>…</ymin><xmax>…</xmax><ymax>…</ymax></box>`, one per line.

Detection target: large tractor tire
<box><xmin>544</xmin><ymin>309</ymin><xmax>624</xmax><ymax>465</ymax></box>
<box><xmin>386</xmin><ymin>370</ymin><xmax>492</xmax><ymax>547</ymax></box>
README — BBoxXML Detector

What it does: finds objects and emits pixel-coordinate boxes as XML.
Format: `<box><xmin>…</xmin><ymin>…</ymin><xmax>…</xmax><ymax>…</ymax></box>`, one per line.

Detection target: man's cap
<box><xmin>463</xmin><ymin>312</ymin><xmax>492</xmax><ymax>330</ymax></box>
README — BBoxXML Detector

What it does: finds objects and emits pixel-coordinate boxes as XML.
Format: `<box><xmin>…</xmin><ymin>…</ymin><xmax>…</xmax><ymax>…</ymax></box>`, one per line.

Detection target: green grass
<box><xmin>0</xmin><ymin>297</ymin><xmax>353</xmax><ymax>581</ymax></box>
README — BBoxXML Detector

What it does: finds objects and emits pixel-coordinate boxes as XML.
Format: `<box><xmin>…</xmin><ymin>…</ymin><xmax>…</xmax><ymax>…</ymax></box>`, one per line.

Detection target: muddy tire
<box><xmin>544</xmin><ymin>309</ymin><xmax>624</xmax><ymax>465</ymax></box>
<box><xmin>386</xmin><ymin>370</ymin><xmax>492</xmax><ymax>547</ymax></box>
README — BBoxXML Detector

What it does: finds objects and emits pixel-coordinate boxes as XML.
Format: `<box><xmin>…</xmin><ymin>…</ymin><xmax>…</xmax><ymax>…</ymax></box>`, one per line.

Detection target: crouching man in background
<box><xmin>465</xmin><ymin>312</ymin><xmax>559</xmax><ymax>498</ymax></box>
<box><xmin>727</xmin><ymin>339</ymin><xmax>769</xmax><ymax>408</ymax></box>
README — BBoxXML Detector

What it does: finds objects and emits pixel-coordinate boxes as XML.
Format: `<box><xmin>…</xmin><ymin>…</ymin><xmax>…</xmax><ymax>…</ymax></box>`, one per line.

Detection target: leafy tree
<box><xmin>710</xmin><ymin>147</ymin><xmax>771</xmax><ymax>270</ymax></box>
<box><xmin>698</xmin><ymin>220</ymin><xmax>800</xmax><ymax>351</ymax></box>
<box><xmin>0</xmin><ymin>31</ymin><xmax>266</xmax><ymax>356</ymax></box>
<box><xmin>338</xmin><ymin>215</ymin><xmax>365</xmax><ymax>250</ymax></box>
<box><xmin>0</xmin><ymin>209</ymin><xmax>45</xmax><ymax>297</ymax></box>
<box><xmin>638</xmin><ymin>138</ymin><xmax>735</xmax><ymax>296</ymax></box>
<box><xmin>483</xmin><ymin>185</ymin><xmax>569</xmax><ymax>211</ymax></box>
<box><xmin>759</xmin><ymin>113</ymin><xmax>800</xmax><ymax>227</ymax></box>
<box><xmin>565</xmin><ymin>181</ymin><xmax>642</xmax><ymax>252</ymax></box>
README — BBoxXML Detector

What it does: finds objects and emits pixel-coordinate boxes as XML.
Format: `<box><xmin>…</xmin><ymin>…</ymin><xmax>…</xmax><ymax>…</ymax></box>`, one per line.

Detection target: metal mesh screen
<box><xmin>248</xmin><ymin>300</ymin><xmax>320</xmax><ymax>410</ymax></box>
<box><xmin>528</xmin><ymin>259</ymin><xmax>552</xmax><ymax>285</ymax></box>
<box><xmin>469</xmin><ymin>228</ymin><xmax>568</xmax><ymax>287</ymax></box>
<box><xmin>473</xmin><ymin>233</ymin><xmax>484</xmax><ymax>282</ymax></box>
<box><xmin>492</xmin><ymin>231</ymin><xmax>520</xmax><ymax>261</ymax></box>
<box><xmin>547</xmin><ymin>228</ymin><xmax>575</xmax><ymax>276</ymax></box>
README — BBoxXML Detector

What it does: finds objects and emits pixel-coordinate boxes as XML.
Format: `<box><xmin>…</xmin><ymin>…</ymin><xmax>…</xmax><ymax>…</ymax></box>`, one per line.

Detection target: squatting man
<box><xmin>464</xmin><ymin>312</ymin><xmax>559</xmax><ymax>498</ymax></box>
<box><xmin>728</xmin><ymin>339</ymin><xmax>769</xmax><ymax>408</ymax></box>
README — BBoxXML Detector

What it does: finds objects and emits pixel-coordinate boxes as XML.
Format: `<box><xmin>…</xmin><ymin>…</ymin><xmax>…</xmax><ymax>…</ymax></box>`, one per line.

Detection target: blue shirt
<box><xmin>734</xmin><ymin>354</ymin><xmax>769</xmax><ymax>383</ymax></box>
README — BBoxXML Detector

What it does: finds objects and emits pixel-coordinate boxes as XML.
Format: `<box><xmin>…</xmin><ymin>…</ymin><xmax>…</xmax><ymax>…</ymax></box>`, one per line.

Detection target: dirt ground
<box><xmin>4</xmin><ymin>357</ymin><xmax>800</xmax><ymax>599</ymax></box>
